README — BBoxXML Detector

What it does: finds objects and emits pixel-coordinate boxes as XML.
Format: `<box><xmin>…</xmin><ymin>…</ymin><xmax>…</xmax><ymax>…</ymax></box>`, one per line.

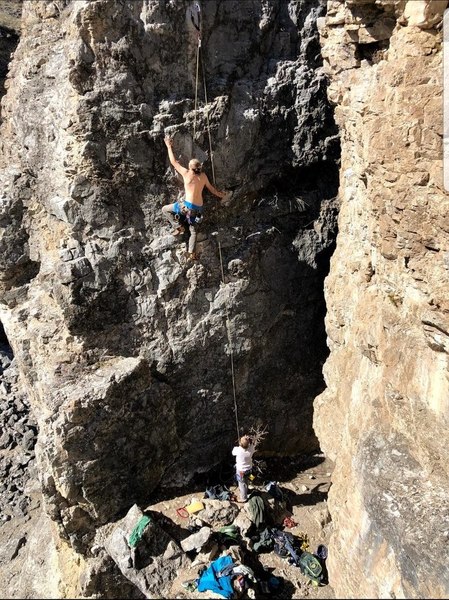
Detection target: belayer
<box><xmin>232</xmin><ymin>435</ymin><xmax>256</xmax><ymax>503</ymax></box>
<box><xmin>162</xmin><ymin>136</ymin><xmax>227</xmax><ymax>260</ymax></box>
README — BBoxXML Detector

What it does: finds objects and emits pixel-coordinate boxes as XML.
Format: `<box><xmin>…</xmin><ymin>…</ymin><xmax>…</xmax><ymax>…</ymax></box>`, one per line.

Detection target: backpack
<box><xmin>298</xmin><ymin>551</ymin><xmax>324</xmax><ymax>586</ymax></box>
<box><xmin>204</xmin><ymin>485</ymin><xmax>233</xmax><ymax>501</ymax></box>
<box><xmin>270</xmin><ymin>529</ymin><xmax>301</xmax><ymax>565</ymax></box>
<box><xmin>218</xmin><ymin>524</ymin><xmax>241</xmax><ymax>542</ymax></box>
<box><xmin>265</xmin><ymin>481</ymin><xmax>284</xmax><ymax>501</ymax></box>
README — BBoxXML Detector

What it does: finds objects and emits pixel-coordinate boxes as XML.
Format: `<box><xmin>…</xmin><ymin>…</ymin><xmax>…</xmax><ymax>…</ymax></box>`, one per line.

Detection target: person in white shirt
<box><xmin>232</xmin><ymin>435</ymin><xmax>255</xmax><ymax>503</ymax></box>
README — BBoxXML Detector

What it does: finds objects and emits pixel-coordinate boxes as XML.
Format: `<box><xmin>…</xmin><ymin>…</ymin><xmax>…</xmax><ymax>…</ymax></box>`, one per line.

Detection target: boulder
<box><xmin>103</xmin><ymin>504</ymin><xmax>190</xmax><ymax>599</ymax></box>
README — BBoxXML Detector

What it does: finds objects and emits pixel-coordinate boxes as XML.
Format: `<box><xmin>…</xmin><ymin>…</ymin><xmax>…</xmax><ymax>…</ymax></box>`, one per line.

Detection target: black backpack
<box><xmin>270</xmin><ymin>529</ymin><xmax>301</xmax><ymax>565</ymax></box>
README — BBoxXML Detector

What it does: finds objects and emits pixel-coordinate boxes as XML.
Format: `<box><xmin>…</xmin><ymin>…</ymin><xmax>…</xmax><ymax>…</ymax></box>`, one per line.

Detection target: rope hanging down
<box><xmin>191</xmin><ymin>3</ymin><xmax>238</xmax><ymax>437</ymax></box>
<box><xmin>192</xmin><ymin>3</ymin><xmax>216</xmax><ymax>185</ymax></box>
<box><xmin>218</xmin><ymin>240</ymin><xmax>240</xmax><ymax>440</ymax></box>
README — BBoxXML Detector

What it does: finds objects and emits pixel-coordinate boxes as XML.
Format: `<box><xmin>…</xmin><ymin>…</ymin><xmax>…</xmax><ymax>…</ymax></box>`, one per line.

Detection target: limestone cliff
<box><xmin>315</xmin><ymin>0</ymin><xmax>449</xmax><ymax>598</ymax></box>
<box><xmin>0</xmin><ymin>0</ymin><xmax>337</xmax><ymax>575</ymax></box>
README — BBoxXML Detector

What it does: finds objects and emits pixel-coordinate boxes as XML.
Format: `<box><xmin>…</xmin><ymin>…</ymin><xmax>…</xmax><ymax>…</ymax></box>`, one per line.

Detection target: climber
<box><xmin>232</xmin><ymin>435</ymin><xmax>255</xmax><ymax>503</ymax></box>
<box><xmin>162</xmin><ymin>136</ymin><xmax>227</xmax><ymax>260</ymax></box>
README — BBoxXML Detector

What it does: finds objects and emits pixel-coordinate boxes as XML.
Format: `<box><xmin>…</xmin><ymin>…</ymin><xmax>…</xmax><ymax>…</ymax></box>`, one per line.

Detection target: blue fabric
<box><xmin>173</xmin><ymin>200</ymin><xmax>204</xmax><ymax>214</ymax></box>
<box><xmin>183</xmin><ymin>199</ymin><xmax>204</xmax><ymax>211</ymax></box>
<box><xmin>197</xmin><ymin>555</ymin><xmax>234</xmax><ymax>598</ymax></box>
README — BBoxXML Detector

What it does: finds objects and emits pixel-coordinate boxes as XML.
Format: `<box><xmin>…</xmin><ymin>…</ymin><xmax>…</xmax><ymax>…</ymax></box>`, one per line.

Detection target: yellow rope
<box><xmin>218</xmin><ymin>240</ymin><xmax>240</xmax><ymax>439</ymax></box>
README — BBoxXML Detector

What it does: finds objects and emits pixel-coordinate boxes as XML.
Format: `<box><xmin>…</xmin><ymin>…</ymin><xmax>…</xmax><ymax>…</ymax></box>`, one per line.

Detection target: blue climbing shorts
<box><xmin>173</xmin><ymin>199</ymin><xmax>204</xmax><ymax>214</ymax></box>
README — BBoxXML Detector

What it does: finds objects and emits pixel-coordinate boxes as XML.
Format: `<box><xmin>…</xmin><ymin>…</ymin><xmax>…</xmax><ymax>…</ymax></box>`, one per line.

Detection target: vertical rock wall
<box><xmin>0</xmin><ymin>0</ymin><xmax>338</xmax><ymax>555</ymax></box>
<box><xmin>315</xmin><ymin>1</ymin><xmax>449</xmax><ymax>597</ymax></box>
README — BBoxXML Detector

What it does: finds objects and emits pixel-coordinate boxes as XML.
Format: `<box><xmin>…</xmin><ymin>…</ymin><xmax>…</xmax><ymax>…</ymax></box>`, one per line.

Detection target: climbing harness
<box><xmin>179</xmin><ymin>200</ymin><xmax>204</xmax><ymax>226</ymax></box>
<box><xmin>191</xmin><ymin>2</ymin><xmax>216</xmax><ymax>185</ymax></box>
<box><xmin>218</xmin><ymin>240</ymin><xmax>240</xmax><ymax>440</ymax></box>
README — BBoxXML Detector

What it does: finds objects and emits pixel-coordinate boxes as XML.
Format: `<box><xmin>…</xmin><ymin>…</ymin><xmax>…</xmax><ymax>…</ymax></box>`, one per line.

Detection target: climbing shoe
<box><xmin>172</xmin><ymin>225</ymin><xmax>185</xmax><ymax>236</ymax></box>
<box><xmin>185</xmin><ymin>251</ymin><xmax>198</xmax><ymax>261</ymax></box>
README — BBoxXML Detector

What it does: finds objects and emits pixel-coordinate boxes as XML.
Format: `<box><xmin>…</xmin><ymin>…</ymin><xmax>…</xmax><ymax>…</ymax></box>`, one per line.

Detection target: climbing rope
<box><xmin>192</xmin><ymin>3</ymin><xmax>216</xmax><ymax>184</ymax></box>
<box><xmin>193</xmin><ymin>30</ymin><xmax>201</xmax><ymax>139</ymax></box>
<box><xmin>190</xmin><ymin>4</ymin><xmax>237</xmax><ymax>436</ymax></box>
<box><xmin>200</xmin><ymin>48</ymin><xmax>216</xmax><ymax>185</ymax></box>
<box><xmin>218</xmin><ymin>240</ymin><xmax>240</xmax><ymax>440</ymax></box>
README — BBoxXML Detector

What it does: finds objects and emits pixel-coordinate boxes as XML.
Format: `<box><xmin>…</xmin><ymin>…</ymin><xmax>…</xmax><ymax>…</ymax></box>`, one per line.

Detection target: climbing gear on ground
<box><xmin>297</xmin><ymin>530</ymin><xmax>310</xmax><ymax>552</ymax></box>
<box><xmin>315</xmin><ymin>544</ymin><xmax>328</xmax><ymax>561</ymax></box>
<box><xmin>128</xmin><ymin>515</ymin><xmax>151</xmax><ymax>548</ymax></box>
<box><xmin>283</xmin><ymin>516</ymin><xmax>297</xmax><ymax>528</ymax></box>
<box><xmin>197</xmin><ymin>555</ymin><xmax>235</xmax><ymax>598</ymax></box>
<box><xmin>176</xmin><ymin>507</ymin><xmax>189</xmax><ymax>519</ymax></box>
<box><xmin>204</xmin><ymin>484</ymin><xmax>233</xmax><ymax>501</ymax></box>
<box><xmin>182</xmin><ymin>579</ymin><xmax>199</xmax><ymax>591</ymax></box>
<box><xmin>186</xmin><ymin>499</ymin><xmax>204</xmax><ymax>513</ymax></box>
<box><xmin>252</xmin><ymin>527</ymin><xmax>274</xmax><ymax>553</ymax></box>
<box><xmin>265</xmin><ymin>481</ymin><xmax>284</xmax><ymax>500</ymax></box>
<box><xmin>246</xmin><ymin>494</ymin><xmax>266</xmax><ymax>529</ymax></box>
<box><xmin>270</xmin><ymin>529</ymin><xmax>302</xmax><ymax>565</ymax></box>
<box><xmin>218</xmin><ymin>524</ymin><xmax>241</xmax><ymax>541</ymax></box>
<box><xmin>298</xmin><ymin>551</ymin><xmax>324</xmax><ymax>586</ymax></box>
<box><xmin>186</xmin><ymin>499</ymin><xmax>205</xmax><ymax>514</ymax></box>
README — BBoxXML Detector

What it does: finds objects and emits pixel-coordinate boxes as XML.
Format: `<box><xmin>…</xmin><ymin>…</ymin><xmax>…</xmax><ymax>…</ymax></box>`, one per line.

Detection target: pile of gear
<box><xmin>173</xmin><ymin>481</ymin><xmax>329</xmax><ymax>597</ymax></box>
<box><xmin>100</xmin><ymin>474</ymin><xmax>329</xmax><ymax>599</ymax></box>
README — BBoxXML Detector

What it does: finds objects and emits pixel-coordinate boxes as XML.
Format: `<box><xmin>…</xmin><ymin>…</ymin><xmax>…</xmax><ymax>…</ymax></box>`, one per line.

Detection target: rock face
<box><xmin>0</xmin><ymin>1</ymin><xmax>21</xmax><ymax>115</ymax></box>
<box><xmin>0</xmin><ymin>334</ymin><xmax>38</xmax><ymax>524</ymax></box>
<box><xmin>0</xmin><ymin>0</ymin><xmax>338</xmax><ymax>573</ymax></box>
<box><xmin>314</xmin><ymin>1</ymin><xmax>449</xmax><ymax>598</ymax></box>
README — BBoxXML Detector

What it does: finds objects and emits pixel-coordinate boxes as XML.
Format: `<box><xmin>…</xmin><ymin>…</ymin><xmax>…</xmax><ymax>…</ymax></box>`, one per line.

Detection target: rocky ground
<box><xmin>149</xmin><ymin>453</ymin><xmax>335</xmax><ymax>600</ymax></box>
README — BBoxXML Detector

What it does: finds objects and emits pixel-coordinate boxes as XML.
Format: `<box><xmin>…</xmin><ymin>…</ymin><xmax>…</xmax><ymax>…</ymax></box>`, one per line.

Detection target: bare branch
<box><xmin>248</xmin><ymin>423</ymin><xmax>269</xmax><ymax>450</ymax></box>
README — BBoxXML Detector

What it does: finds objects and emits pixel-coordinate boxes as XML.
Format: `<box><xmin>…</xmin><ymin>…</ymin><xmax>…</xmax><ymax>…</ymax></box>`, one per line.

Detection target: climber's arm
<box><xmin>205</xmin><ymin>175</ymin><xmax>226</xmax><ymax>199</ymax></box>
<box><xmin>164</xmin><ymin>137</ymin><xmax>188</xmax><ymax>176</ymax></box>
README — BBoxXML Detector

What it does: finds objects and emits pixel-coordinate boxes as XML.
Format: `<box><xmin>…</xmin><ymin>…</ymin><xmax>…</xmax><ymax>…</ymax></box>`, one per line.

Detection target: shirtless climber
<box><xmin>162</xmin><ymin>136</ymin><xmax>227</xmax><ymax>260</ymax></box>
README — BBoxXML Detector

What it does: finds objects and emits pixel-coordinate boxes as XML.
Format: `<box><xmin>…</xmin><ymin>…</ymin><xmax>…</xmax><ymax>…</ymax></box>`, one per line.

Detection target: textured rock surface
<box><xmin>0</xmin><ymin>0</ymin><xmax>338</xmax><ymax>594</ymax></box>
<box><xmin>0</xmin><ymin>349</ymin><xmax>38</xmax><ymax>523</ymax></box>
<box><xmin>315</xmin><ymin>1</ymin><xmax>449</xmax><ymax>598</ymax></box>
<box><xmin>0</xmin><ymin>1</ymin><xmax>21</xmax><ymax>111</ymax></box>
<box><xmin>101</xmin><ymin>504</ymin><xmax>190</xmax><ymax>599</ymax></box>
